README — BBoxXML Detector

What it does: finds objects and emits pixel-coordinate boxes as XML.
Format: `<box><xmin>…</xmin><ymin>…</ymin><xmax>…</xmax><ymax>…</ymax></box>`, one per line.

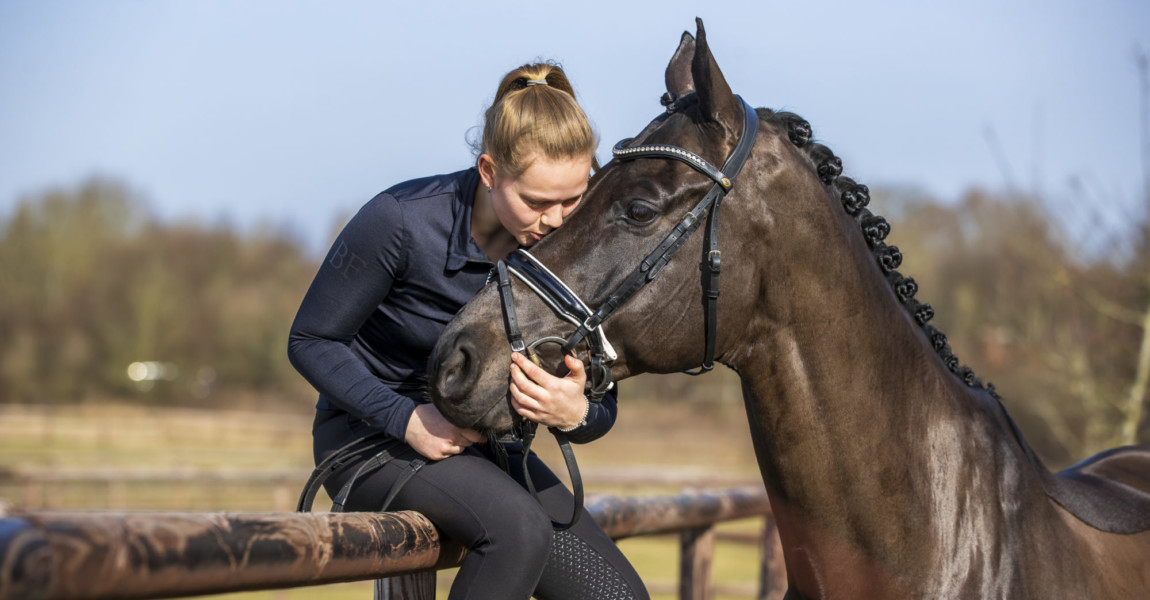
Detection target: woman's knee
<box><xmin>489</xmin><ymin>495</ymin><xmax>554</xmax><ymax>554</ymax></box>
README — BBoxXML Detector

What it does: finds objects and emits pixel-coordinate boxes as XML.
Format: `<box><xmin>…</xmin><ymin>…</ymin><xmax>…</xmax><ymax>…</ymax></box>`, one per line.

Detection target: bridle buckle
<box><xmin>707</xmin><ymin>250</ymin><xmax>722</xmax><ymax>272</ymax></box>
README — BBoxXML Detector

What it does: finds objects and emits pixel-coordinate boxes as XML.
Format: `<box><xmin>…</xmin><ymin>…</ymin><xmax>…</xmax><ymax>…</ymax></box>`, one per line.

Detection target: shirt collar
<box><xmin>446</xmin><ymin>168</ymin><xmax>492</xmax><ymax>271</ymax></box>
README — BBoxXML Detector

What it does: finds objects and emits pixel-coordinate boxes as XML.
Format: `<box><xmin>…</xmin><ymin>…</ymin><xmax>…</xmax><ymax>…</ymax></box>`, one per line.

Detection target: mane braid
<box><xmin>756</xmin><ymin>107</ymin><xmax>999</xmax><ymax>399</ymax></box>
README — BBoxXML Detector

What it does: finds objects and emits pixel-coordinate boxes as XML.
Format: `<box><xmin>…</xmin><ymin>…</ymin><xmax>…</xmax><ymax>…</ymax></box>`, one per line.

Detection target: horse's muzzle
<box><xmin>429</xmin><ymin>326</ymin><xmax>514</xmax><ymax>431</ymax></box>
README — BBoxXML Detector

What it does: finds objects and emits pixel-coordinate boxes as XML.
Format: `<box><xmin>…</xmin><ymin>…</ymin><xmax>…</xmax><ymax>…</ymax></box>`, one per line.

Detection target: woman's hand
<box><xmin>405</xmin><ymin>403</ymin><xmax>483</xmax><ymax>460</ymax></box>
<box><xmin>509</xmin><ymin>352</ymin><xmax>589</xmax><ymax>430</ymax></box>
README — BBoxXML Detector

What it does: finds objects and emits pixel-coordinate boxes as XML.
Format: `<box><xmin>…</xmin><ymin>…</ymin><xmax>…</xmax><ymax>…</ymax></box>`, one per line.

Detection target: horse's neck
<box><xmin>733</xmin><ymin>214</ymin><xmax>1049</xmax><ymax>588</ymax></box>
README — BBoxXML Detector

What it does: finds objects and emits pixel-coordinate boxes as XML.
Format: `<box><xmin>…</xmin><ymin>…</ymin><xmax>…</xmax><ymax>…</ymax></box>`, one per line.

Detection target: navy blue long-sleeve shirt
<box><xmin>288</xmin><ymin>167</ymin><xmax>617</xmax><ymax>444</ymax></box>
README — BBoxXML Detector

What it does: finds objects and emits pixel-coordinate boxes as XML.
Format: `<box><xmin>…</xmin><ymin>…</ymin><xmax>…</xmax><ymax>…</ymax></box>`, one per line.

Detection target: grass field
<box><xmin>0</xmin><ymin>372</ymin><xmax>774</xmax><ymax>599</ymax></box>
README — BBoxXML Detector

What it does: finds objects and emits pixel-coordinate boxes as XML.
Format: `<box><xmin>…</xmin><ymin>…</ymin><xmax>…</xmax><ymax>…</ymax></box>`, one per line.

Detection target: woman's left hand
<box><xmin>509</xmin><ymin>352</ymin><xmax>588</xmax><ymax>430</ymax></box>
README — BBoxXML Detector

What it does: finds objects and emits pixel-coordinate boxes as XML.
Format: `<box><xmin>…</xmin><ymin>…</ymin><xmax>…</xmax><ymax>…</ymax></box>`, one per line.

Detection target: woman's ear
<box><xmin>477</xmin><ymin>154</ymin><xmax>497</xmax><ymax>189</ymax></box>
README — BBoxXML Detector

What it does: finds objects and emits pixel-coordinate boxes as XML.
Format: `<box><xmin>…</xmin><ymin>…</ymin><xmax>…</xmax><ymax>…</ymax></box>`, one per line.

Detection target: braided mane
<box><xmin>755</xmin><ymin>107</ymin><xmax>999</xmax><ymax>399</ymax></box>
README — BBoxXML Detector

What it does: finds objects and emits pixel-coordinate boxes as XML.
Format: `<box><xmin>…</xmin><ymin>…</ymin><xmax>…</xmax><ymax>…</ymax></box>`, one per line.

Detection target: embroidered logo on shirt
<box><xmin>329</xmin><ymin>239</ymin><xmax>367</xmax><ymax>279</ymax></box>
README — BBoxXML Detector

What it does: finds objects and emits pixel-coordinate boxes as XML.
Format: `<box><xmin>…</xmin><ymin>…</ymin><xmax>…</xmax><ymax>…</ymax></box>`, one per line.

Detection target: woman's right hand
<box><xmin>405</xmin><ymin>403</ymin><xmax>483</xmax><ymax>460</ymax></box>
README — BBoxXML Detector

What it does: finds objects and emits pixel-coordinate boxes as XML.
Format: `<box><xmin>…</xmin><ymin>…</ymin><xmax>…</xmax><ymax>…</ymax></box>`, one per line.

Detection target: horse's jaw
<box><xmin>427</xmin><ymin>284</ymin><xmax>520</xmax><ymax>432</ymax></box>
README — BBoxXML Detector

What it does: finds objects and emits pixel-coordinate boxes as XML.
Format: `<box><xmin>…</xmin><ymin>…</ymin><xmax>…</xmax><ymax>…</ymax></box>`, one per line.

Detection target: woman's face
<box><xmin>487</xmin><ymin>154</ymin><xmax>592</xmax><ymax>247</ymax></box>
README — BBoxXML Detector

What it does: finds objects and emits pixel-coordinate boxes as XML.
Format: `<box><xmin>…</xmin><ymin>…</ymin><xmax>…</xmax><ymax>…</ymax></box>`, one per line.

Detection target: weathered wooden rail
<box><xmin>0</xmin><ymin>487</ymin><xmax>785</xmax><ymax>600</ymax></box>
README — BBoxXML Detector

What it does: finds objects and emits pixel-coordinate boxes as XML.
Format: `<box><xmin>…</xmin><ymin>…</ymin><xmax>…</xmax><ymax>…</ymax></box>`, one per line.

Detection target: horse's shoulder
<box><xmin>1043</xmin><ymin>445</ymin><xmax>1150</xmax><ymax>534</ymax></box>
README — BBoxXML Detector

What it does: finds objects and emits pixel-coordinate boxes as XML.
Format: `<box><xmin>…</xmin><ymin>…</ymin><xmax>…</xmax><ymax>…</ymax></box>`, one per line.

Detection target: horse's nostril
<box><xmin>447</xmin><ymin>348</ymin><xmax>471</xmax><ymax>393</ymax></box>
<box><xmin>436</xmin><ymin>338</ymin><xmax>477</xmax><ymax>404</ymax></box>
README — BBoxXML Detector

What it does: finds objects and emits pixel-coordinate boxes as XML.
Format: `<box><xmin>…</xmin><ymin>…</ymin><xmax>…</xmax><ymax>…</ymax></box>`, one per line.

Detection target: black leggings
<box><xmin>313</xmin><ymin>408</ymin><xmax>649</xmax><ymax>600</ymax></box>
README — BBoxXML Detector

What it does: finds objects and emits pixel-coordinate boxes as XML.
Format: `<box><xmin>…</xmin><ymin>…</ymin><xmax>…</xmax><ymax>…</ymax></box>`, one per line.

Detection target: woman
<box><xmin>288</xmin><ymin>62</ymin><xmax>648</xmax><ymax>599</ymax></box>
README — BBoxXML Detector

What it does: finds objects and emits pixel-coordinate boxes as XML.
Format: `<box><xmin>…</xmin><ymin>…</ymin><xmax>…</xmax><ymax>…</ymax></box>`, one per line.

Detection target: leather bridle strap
<box><xmin>297</xmin><ymin>433</ymin><xmax>391</xmax><ymax>512</ymax></box>
<box><xmin>503</xmin><ymin>251</ymin><xmax>617</xmax><ymax>363</ymax></box>
<box><xmin>487</xmin><ymin>95</ymin><xmax>758</xmax><ymax>531</ymax></box>
<box><xmin>689</xmin><ymin>155</ymin><xmax>730</xmax><ymax>374</ymax></box>
<box><xmin>494</xmin><ymin>260</ymin><xmax>594</xmax><ymax>531</ymax></box>
<box><xmin>496</xmin><ymin>260</ymin><xmax>526</xmax><ymax>353</ymax></box>
<box><xmin>565</xmin><ymin>96</ymin><xmax>758</xmax><ymax>373</ymax></box>
<box><xmin>517</xmin><ymin>420</ymin><xmax>585</xmax><ymax>531</ymax></box>
<box><xmin>503</xmin><ymin>251</ymin><xmax>616</xmax><ymax>402</ymax></box>
<box><xmin>296</xmin><ymin>432</ymin><xmax>425</xmax><ymax>514</ymax></box>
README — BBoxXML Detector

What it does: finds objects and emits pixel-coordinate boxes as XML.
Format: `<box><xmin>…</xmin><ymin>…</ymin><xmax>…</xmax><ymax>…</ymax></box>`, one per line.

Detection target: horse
<box><xmin>427</xmin><ymin>19</ymin><xmax>1150</xmax><ymax>599</ymax></box>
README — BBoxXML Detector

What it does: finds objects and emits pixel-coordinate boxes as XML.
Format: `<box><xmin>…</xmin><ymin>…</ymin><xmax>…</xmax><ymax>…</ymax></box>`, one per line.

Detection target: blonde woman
<box><xmin>289</xmin><ymin>63</ymin><xmax>648</xmax><ymax>599</ymax></box>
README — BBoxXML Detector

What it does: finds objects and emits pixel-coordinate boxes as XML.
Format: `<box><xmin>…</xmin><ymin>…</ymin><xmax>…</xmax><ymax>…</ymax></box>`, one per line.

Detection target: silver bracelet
<box><xmin>556</xmin><ymin>397</ymin><xmax>590</xmax><ymax>432</ymax></box>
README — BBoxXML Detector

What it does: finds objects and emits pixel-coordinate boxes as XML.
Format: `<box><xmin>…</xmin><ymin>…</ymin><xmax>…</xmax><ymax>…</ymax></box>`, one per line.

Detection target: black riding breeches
<box><xmin>313</xmin><ymin>408</ymin><xmax>649</xmax><ymax>600</ymax></box>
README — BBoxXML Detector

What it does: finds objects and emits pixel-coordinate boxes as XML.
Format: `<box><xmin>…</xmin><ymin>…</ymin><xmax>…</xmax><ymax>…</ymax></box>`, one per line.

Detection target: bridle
<box><xmin>494</xmin><ymin>94</ymin><xmax>759</xmax><ymax>530</ymax></box>
<box><xmin>499</xmin><ymin>95</ymin><xmax>758</xmax><ymax>385</ymax></box>
<box><xmin>297</xmin><ymin>96</ymin><xmax>759</xmax><ymax>530</ymax></box>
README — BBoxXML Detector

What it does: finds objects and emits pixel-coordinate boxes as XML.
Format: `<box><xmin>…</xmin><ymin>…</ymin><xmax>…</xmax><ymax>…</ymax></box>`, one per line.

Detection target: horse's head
<box><xmin>428</xmin><ymin>19</ymin><xmax>848</xmax><ymax>432</ymax></box>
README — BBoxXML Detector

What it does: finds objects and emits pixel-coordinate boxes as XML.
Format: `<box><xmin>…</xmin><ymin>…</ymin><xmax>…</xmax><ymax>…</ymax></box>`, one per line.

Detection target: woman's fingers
<box><xmin>430</xmin><ymin>438</ymin><xmax>469</xmax><ymax>461</ymax></box>
<box><xmin>563</xmin><ymin>354</ymin><xmax>587</xmax><ymax>386</ymax></box>
<box><xmin>510</xmin><ymin>353</ymin><xmax>549</xmax><ymax>391</ymax></box>
<box><xmin>510</xmin><ymin>361</ymin><xmax>549</xmax><ymax>402</ymax></box>
<box><xmin>404</xmin><ymin>403</ymin><xmax>483</xmax><ymax>460</ymax></box>
<box><xmin>509</xmin><ymin>380</ymin><xmax>541</xmax><ymax>420</ymax></box>
<box><xmin>564</xmin><ymin>353</ymin><xmax>585</xmax><ymax>372</ymax></box>
<box><xmin>511</xmin><ymin>351</ymin><xmax>586</xmax><ymax>393</ymax></box>
<box><xmin>508</xmin><ymin>352</ymin><xmax>592</xmax><ymax>428</ymax></box>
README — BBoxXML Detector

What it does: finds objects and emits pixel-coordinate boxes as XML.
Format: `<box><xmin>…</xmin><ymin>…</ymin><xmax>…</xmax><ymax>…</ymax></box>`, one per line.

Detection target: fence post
<box><xmin>757</xmin><ymin>515</ymin><xmax>787</xmax><ymax>599</ymax></box>
<box><xmin>679</xmin><ymin>525</ymin><xmax>714</xmax><ymax>600</ymax></box>
<box><xmin>374</xmin><ymin>573</ymin><xmax>435</xmax><ymax>599</ymax></box>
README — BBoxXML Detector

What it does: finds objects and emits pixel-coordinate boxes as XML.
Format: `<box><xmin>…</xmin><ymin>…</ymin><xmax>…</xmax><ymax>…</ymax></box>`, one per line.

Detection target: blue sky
<box><xmin>1</xmin><ymin>0</ymin><xmax>1147</xmax><ymax>255</ymax></box>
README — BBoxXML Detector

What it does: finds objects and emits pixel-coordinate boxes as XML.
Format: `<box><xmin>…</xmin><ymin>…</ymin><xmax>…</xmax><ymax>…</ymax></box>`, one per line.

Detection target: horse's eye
<box><xmin>625</xmin><ymin>202</ymin><xmax>657</xmax><ymax>224</ymax></box>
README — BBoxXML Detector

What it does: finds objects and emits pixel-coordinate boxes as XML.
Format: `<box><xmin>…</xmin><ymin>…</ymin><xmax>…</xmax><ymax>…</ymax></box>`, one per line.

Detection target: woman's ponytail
<box><xmin>480</xmin><ymin>62</ymin><xmax>598</xmax><ymax>177</ymax></box>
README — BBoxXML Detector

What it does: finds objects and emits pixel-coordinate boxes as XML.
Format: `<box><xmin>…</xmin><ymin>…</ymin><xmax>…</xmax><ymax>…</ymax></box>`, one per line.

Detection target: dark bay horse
<box><xmin>428</xmin><ymin>19</ymin><xmax>1150</xmax><ymax>598</ymax></box>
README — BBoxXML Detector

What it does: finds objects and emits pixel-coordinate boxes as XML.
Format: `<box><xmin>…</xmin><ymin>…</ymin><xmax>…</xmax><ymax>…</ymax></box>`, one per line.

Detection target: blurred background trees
<box><xmin>885</xmin><ymin>186</ymin><xmax>1149</xmax><ymax>465</ymax></box>
<box><xmin>0</xmin><ymin>173</ymin><xmax>1146</xmax><ymax>465</ymax></box>
<box><xmin>0</xmin><ymin>177</ymin><xmax>317</xmax><ymax>409</ymax></box>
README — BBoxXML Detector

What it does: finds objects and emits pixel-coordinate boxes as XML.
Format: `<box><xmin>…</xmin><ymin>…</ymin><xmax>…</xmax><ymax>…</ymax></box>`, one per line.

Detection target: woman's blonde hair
<box><xmin>480</xmin><ymin>62</ymin><xmax>599</xmax><ymax>177</ymax></box>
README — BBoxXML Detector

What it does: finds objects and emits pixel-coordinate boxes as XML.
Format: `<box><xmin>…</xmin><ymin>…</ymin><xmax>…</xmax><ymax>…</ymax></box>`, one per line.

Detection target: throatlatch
<box><xmin>491</xmin><ymin>95</ymin><xmax>759</xmax><ymax>529</ymax></box>
<box><xmin>493</xmin><ymin>95</ymin><xmax>758</xmax><ymax>379</ymax></box>
<box><xmin>296</xmin><ymin>95</ymin><xmax>759</xmax><ymax>532</ymax></box>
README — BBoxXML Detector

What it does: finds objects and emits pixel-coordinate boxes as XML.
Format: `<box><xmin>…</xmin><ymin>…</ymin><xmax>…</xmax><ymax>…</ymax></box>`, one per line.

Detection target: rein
<box><xmin>298</xmin><ymin>95</ymin><xmax>759</xmax><ymax>533</ymax></box>
<box><xmin>492</xmin><ymin>95</ymin><xmax>759</xmax><ymax>530</ymax></box>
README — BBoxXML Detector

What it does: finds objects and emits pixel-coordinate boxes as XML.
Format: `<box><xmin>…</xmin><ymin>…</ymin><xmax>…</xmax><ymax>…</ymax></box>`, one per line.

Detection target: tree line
<box><xmin>0</xmin><ymin>178</ymin><xmax>319</xmax><ymax>409</ymax></box>
<box><xmin>886</xmin><ymin>187</ymin><xmax>1149</xmax><ymax>463</ymax></box>
<box><xmin>0</xmin><ymin>176</ymin><xmax>1146</xmax><ymax>462</ymax></box>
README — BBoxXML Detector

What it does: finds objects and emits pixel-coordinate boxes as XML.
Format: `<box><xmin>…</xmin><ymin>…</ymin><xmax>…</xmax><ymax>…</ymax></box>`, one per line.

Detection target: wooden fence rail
<box><xmin>0</xmin><ymin>487</ymin><xmax>785</xmax><ymax>600</ymax></box>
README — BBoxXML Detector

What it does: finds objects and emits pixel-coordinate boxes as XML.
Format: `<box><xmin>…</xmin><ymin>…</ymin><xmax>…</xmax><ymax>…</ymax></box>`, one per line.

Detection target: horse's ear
<box><xmin>664</xmin><ymin>30</ymin><xmax>696</xmax><ymax>100</ymax></box>
<box><xmin>691</xmin><ymin>18</ymin><xmax>740</xmax><ymax>129</ymax></box>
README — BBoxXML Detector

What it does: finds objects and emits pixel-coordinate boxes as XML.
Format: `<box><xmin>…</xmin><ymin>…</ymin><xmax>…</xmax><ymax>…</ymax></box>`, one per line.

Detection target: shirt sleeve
<box><xmin>287</xmin><ymin>193</ymin><xmax>417</xmax><ymax>441</ymax></box>
<box><xmin>555</xmin><ymin>385</ymin><xmax>620</xmax><ymax>444</ymax></box>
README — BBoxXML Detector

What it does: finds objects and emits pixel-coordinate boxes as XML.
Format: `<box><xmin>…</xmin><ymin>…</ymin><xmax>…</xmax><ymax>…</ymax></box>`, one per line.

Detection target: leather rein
<box><xmin>494</xmin><ymin>95</ymin><xmax>759</xmax><ymax>530</ymax></box>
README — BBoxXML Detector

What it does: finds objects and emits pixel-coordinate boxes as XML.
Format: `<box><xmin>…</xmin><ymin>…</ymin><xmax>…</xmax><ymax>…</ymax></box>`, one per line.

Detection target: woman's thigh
<box><xmin>504</xmin><ymin>444</ymin><xmax>649</xmax><ymax>600</ymax></box>
<box><xmin>312</xmin><ymin>411</ymin><xmax>646</xmax><ymax>598</ymax></box>
<box><xmin>313</xmin><ymin>410</ymin><xmax>551</xmax><ymax>549</ymax></box>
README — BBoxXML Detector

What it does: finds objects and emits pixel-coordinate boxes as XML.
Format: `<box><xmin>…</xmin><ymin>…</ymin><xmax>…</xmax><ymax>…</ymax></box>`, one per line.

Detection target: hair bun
<box><xmin>480</xmin><ymin>61</ymin><xmax>598</xmax><ymax>177</ymax></box>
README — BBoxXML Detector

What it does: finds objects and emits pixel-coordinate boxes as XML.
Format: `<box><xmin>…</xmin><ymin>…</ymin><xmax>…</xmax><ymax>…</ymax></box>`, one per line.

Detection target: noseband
<box><xmin>493</xmin><ymin>95</ymin><xmax>759</xmax><ymax>530</ymax></box>
<box><xmin>497</xmin><ymin>95</ymin><xmax>758</xmax><ymax>382</ymax></box>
